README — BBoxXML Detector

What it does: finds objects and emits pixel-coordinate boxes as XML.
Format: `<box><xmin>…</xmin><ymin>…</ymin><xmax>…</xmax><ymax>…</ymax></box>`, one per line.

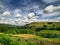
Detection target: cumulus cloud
<box><xmin>0</xmin><ymin>11</ymin><xmax>11</xmax><ymax>23</ymax></box>
<box><xmin>0</xmin><ymin>2</ymin><xmax>60</xmax><ymax>25</ymax></box>
<box><xmin>2</xmin><ymin>11</ymin><xmax>10</xmax><ymax>17</ymax></box>
<box><xmin>42</xmin><ymin>0</ymin><xmax>59</xmax><ymax>3</ymax></box>
<box><xmin>23</xmin><ymin>12</ymin><xmax>39</xmax><ymax>23</ymax></box>
<box><xmin>52</xmin><ymin>17</ymin><xmax>60</xmax><ymax>22</ymax></box>
<box><xmin>41</xmin><ymin>5</ymin><xmax>60</xmax><ymax>19</ymax></box>
<box><xmin>13</xmin><ymin>9</ymin><xmax>22</xmax><ymax>14</ymax></box>
<box><xmin>0</xmin><ymin>20</ymin><xmax>8</xmax><ymax>24</ymax></box>
<box><xmin>28</xmin><ymin>12</ymin><xmax>35</xmax><ymax>18</ymax></box>
<box><xmin>15</xmin><ymin>13</ymin><xmax>22</xmax><ymax>18</ymax></box>
<box><xmin>44</xmin><ymin>5</ymin><xmax>60</xmax><ymax>13</ymax></box>
<box><xmin>13</xmin><ymin>12</ymin><xmax>37</xmax><ymax>25</ymax></box>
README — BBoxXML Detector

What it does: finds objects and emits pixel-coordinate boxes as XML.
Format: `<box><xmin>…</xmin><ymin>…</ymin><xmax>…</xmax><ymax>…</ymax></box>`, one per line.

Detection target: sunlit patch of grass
<box><xmin>11</xmin><ymin>34</ymin><xmax>36</xmax><ymax>38</ymax></box>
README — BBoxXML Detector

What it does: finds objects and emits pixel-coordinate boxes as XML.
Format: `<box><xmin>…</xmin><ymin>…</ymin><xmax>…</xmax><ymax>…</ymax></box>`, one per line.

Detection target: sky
<box><xmin>0</xmin><ymin>0</ymin><xmax>60</xmax><ymax>25</ymax></box>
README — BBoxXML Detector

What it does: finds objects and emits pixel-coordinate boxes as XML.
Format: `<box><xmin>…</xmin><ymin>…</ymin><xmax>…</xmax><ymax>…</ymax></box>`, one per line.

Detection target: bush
<box><xmin>49</xmin><ymin>27</ymin><xmax>56</xmax><ymax>30</ymax></box>
<box><xmin>56</xmin><ymin>27</ymin><xmax>60</xmax><ymax>30</ymax></box>
<box><xmin>48</xmin><ymin>22</ymin><xmax>52</xmax><ymax>24</ymax></box>
<box><xmin>35</xmin><ymin>28</ymin><xmax>41</xmax><ymax>31</ymax></box>
<box><xmin>36</xmin><ymin>30</ymin><xmax>60</xmax><ymax>38</ymax></box>
<box><xmin>43</xmin><ymin>25</ymin><xmax>47</xmax><ymax>27</ymax></box>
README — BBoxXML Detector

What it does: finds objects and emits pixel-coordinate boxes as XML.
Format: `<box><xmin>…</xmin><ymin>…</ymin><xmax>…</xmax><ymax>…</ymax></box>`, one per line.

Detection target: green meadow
<box><xmin>0</xmin><ymin>22</ymin><xmax>60</xmax><ymax>45</ymax></box>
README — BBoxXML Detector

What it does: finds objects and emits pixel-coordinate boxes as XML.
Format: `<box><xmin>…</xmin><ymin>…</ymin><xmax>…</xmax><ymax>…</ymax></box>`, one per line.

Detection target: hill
<box><xmin>0</xmin><ymin>22</ymin><xmax>60</xmax><ymax>45</ymax></box>
<box><xmin>0</xmin><ymin>22</ymin><xmax>60</xmax><ymax>37</ymax></box>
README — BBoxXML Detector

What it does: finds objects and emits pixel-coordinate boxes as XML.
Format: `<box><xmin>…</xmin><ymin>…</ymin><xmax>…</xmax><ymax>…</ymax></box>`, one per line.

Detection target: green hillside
<box><xmin>0</xmin><ymin>34</ymin><xmax>60</xmax><ymax>45</ymax></box>
<box><xmin>0</xmin><ymin>22</ymin><xmax>60</xmax><ymax>45</ymax></box>
<box><xmin>28</xmin><ymin>22</ymin><xmax>60</xmax><ymax>29</ymax></box>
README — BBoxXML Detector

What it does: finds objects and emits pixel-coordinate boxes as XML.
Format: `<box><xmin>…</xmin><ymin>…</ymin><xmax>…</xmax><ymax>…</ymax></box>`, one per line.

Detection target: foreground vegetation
<box><xmin>0</xmin><ymin>22</ymin><xmax>60</xmax><ymax>45</ymax></box>
<box><xmin>0</xmin><ymin>34</ymin><xmax>60</xmax><ymax>45</ymax></box>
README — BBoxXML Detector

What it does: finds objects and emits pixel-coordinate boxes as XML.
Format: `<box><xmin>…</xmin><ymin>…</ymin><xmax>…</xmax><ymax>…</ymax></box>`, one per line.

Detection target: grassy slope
<box><xmin>28</xmin><ymin>22</ymin><xmax>60</xmax><ymax>28</ymax></box>
<box><xmin>0</xmin><ymin>34</ymin><xmax>60</xmax><ymax>45</ymax></box>
<box><xmin>0</xmin><ymin>22</ymin><xmax>60</xmax><ymax>45</ymax></box>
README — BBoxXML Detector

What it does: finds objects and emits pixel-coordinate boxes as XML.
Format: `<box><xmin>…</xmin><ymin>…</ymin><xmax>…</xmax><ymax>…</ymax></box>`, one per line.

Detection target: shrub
<box><xmin>56</xmin><ymin>27</ymin><xmax>60</xmax><ymax>30</ymax></box>
<box><xmin>49</xmin><ymin>27</ymin><xmax>56</xmax><ymax>30</ymax></box>
<box><xmin>43</xmin><ymin>25</ymin><xmax>47</xmax><ymax>27</ymax></box>
<box><xmin>48</xmin><ymin>22</ymin><xmax>52</xmax><ymax>24</ymax></box>
<box><xmin>35</xmin><ymin>28</ymin><xmax>41</xmax><ymax>31</ymax></box>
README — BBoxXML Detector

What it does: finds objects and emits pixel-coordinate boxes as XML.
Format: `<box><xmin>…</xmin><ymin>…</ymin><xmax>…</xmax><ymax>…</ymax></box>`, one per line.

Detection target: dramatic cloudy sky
<box><xmin>0</xmin><ymin>0</ymin><xmax>60</xmax><ymax>25</ymax></box>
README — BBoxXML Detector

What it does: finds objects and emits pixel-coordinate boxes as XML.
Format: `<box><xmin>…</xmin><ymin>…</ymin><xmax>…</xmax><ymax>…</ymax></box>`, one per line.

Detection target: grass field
<box><xmin>0</xmin><ymin>33</ymin><xmax>60</xmax><ymax>45</ymax></box>
<box><xmin>0</xmin><ymin>22</ymin><xmax>60</xmax><ymax>45</ymax></box>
